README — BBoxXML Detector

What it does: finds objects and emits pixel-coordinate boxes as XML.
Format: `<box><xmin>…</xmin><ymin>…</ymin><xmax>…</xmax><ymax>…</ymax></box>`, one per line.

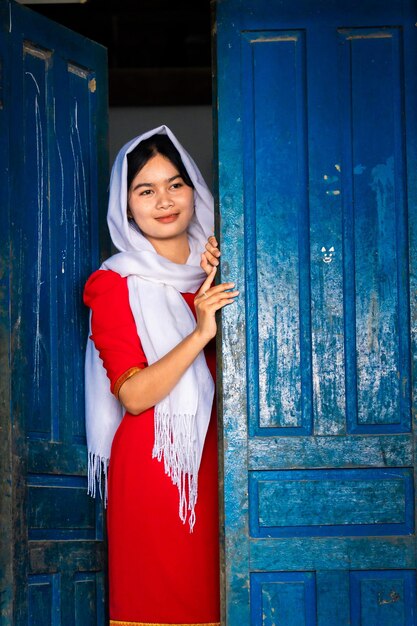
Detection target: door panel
<box><xmin>0</xmin><ymin>1</ymin><xmax>108</xmax><ymax>623</ymax></box>
<box><xmin>215</xmin><ymin>1</ymin><xmax>417</xmax><ymax>623</ymax></box>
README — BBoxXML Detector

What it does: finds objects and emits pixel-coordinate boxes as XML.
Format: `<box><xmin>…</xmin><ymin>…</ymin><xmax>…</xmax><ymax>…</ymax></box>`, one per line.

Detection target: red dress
<box><xmin>84</xmin><ymin>270</ymin><xmax>220</xmax><ymax>626</ymax></box>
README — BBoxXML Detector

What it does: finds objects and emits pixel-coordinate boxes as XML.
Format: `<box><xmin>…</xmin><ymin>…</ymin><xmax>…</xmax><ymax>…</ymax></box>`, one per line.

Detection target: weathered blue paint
<box><xmin>250</xmin><ymin>572</ymin><xmax>317</xmax><ymax>626</ymax></box>
<box><xmin>242</xmin><ymin>30</ymin><xmax>313</xmax><ymax>437</ymax></box>
<box><xmin>27</xmin><ymin>475</ymin><xmax>102</xmax><ymax>541</ymax></box>
<box><xmin>250</xmin><ymin>536</ymin><xmax>416</xmax><ymax>571</ymax></box>
<box><xmin>0</xmin><ymin>1</ymin><xmax>108</xmax><ymax>623</ymax></box>
<box><xmin>250</xmin><ymin>468</ymin><xmax>414</xmax><ymax>537</ymax></box>
<box><xmin>215</xmin><ymin>0</ymin><xmax>417</xmax><ymax>623</ymax></box>
<box><xmin>28</xmin><ymin>574</ymin><xmax>60</xmax><ymax>626</ymax></box>
<box><xmin>316</xmin><ymin>571</ymin><xmax>350</xmax><ymax>626</ymax></box>
<box><xmin>350</xmin><ymin>570</ymin><xmax>416</xmax><ymax>625</ymax></box>
<box><xmin>339</xmin><ymin>27</ymin><xmax>411</xmax><ymax>435</ymax></box>
<box><xmin>248</xmin><ymin>434</ymin><xmax>413</xmax><ymax>469</ymax></box>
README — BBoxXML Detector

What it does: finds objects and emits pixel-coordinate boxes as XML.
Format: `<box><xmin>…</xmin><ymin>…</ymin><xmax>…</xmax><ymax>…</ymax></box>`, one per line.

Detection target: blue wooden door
<box><xmin>215</xmin><ymin>0</ymin><xmax>417</xmax><ymax>623</ymax></box>
<box><xmin>0</xmin><ymin>1</ymin><xmax>108</xmax><ymax>624</ymax></box>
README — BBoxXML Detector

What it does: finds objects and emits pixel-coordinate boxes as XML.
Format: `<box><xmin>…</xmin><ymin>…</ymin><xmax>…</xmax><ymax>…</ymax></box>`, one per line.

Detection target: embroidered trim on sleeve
<box><xmin>113</xmin><ymin>366</ymin><xmax>143</xmax><ymax>398</ymax></box>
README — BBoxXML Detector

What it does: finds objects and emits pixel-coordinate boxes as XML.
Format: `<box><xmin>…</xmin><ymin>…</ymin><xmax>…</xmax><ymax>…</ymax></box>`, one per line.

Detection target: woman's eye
<box><xmin>140</xmin><ymin>189</ymin><xmax>153</xmax><ymax>196</ymax></box>
<box><xmin>171</xmin><ymin>183</ymin><xmax>183</xmax><ymax>189</ymax></box>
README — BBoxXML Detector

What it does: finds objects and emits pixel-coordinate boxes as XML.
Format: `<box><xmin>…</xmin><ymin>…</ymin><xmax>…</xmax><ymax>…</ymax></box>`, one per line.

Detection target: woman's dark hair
<box><xmin>127</xmin><ymin>134</ymin><xmax>194</xmax><ymax>190</ymax></box>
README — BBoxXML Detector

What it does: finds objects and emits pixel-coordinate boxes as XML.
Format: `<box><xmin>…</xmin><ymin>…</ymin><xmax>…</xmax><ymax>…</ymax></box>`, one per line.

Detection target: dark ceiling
<box><xmin>31</xmin><ymin>0</ymin><xmax>212</xmax><ymax>106</ymax></box>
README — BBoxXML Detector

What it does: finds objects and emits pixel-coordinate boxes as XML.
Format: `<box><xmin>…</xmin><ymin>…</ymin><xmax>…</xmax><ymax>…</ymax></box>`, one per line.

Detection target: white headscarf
<box><xmin>85</xmin><ymin>125</ymin><xmax>215</xmax><ymax>531</ymax></box>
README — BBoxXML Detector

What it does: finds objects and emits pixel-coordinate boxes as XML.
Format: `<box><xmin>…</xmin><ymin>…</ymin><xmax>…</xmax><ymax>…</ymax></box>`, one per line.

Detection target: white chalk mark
<box><xmin>61</xmin><ymin>250</ymin><xmax>66</xmax><ymax>276</ymax></box>
<box><xmin>335</xmin><ymin>164</ymin><xmax>341</xmax><ymax>172</ymax></box>
<box><xmin>57</xmin><ymin>140</ymin><xmax>64</xmax><ymax>224</ymax></box>
<box><xmin>34</xmin><ymin>95</ymin><xmax>44</xmax><ymax>390</ymax></box>
<box><xmin>69</xmin><ymin>131</ymin><xmax>79</xmax><ymax>285</ymax></box>
<box><xmin>73</xmin><ymin>100</ymin><xmax>88</xmax><ymax>217</ymax></box>
<box><xmin>70</xmin><ymin>97</ymin><xmax>88</xmax><ymax>303</ymax></box>
<box><xmin>53</xmin><ymin>99</ymin><xmax>65</xmax><ymax>225</ymax></box>
<box><xmin>25</xmin><ymin>72</ymin><xmax>40</xmax><ymax>95</ymax></box>
<box><xmin>69</xmin><ymin>131</ymin><xmax>77</xmax><ymax>217</ymax></box>
<box><xmin>9</xmin><ymin>3</ymin><xmax>12</xmax><ymax>33</ymax></box>
<box><xmin>326</xmin><ymin>190</ymin><xmax>341</xmax><ymax>195</ymax></box>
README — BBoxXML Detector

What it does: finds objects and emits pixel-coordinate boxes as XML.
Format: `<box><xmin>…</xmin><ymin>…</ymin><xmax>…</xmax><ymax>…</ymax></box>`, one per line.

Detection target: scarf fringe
<box><xmin>152</xmin><ymin>411</ymin><xmax>199</xmax><ymax>532</ymax></box>
<box><xmin>87</xmin><ymin>451</ymin><xmax>109</xmax><ymax>505</ymax></box>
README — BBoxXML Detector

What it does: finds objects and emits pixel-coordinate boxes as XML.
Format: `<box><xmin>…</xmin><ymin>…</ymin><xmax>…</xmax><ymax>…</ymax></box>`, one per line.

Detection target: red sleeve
<box><xmin>84</xmin><ymin>269</ymin><xmax>147</xmax><ymax>395</ymax></box>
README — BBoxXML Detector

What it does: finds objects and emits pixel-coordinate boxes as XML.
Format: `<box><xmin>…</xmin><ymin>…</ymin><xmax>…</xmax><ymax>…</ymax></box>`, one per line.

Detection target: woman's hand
<box><xmin>119</xmin><ymin>267</ymin><xmax>238</xmax><ymax>415</ymax></box>
<box><xmin>200</xmin><ymin>235</ymin><xmax>221</xmax><ymax>276</ymax></box>
<box><xmin>193</xmin><ymin>267</ymin><xmax>239</xmax><ymax>342</ymax></box>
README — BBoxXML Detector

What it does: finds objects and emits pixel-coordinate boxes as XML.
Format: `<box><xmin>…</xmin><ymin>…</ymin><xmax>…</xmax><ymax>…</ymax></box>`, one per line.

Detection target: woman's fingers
<box><xmin>197</xmin><ymin>266</ymin><xmax>217</xmax><ymax>297</ymax></box>
<box><xmin>194</xmin><ymin>275</ymin><xmax>239</xmax><ymax>340</ymax></box>
<box><xmin>196</xmin><ymin>284</ymin><xmax>239</xmax><ymax>307</ymax></box>
<box><xmin>203</xmin><ymin>251</ymin><xmax>219</xmax><ymax>267</ymax></box>
<box><xmin>200</xmin><ymin>236</ymin><xmax>221</xmax><ymax>271</ymax></box>
<box><xmin>202</xmin><ymin>247</ymin><xmax>219</xmax><ymax>268</ymax></box>
<box><xmin>196</xmin><ymin>280</ymin><xmax>236</xmax><ymax>302</ymax></box>
<box><xmin>204</xmin><ymin>236</ymin><xmax>221</xmax><ymax>266</ymax></box>
<box><xmin>204</xmin><ymin>287</ymin><xmax>239</xmax><ymax>302</ymax></box>
<box><xmin>206</xmin><ymin>235</ymin><xmax>219</xmax><ymax>254</ymax></box>
<box><xmin>210</xmin><ymin>296</ymin><xmax>237</xmax><ymax>312</ymax></box>
<box><xmin>209</xmin><ymin>235</ymin><xmax>217</xmax><ymax>244</ymax></box>
<box><xmin>208</xmin><ymin>292</ymin><xmax>239</xmax><ymax>310</ymax></box>
<box><xmin>200</xmin><ymin>253</ymin><xmax>212</xmax><ymax>276</ymax></box>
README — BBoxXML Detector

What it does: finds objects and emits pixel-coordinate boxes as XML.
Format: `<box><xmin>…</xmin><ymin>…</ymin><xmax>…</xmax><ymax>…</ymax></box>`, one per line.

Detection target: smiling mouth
<box><xmin>155</xmin><ymin>213</ymin><xmax>180</xmax><ymax>223</ymax></box>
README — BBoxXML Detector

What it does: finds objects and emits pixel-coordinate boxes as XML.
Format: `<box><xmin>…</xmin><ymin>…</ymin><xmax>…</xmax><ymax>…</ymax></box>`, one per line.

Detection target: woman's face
<box><xmin>127</xmin><ymin>153</ymin><xmax>194</xmax><ymax>247</ymax></box>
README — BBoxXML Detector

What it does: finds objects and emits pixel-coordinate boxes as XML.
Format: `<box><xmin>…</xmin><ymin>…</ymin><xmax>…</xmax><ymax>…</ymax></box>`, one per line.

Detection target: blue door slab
<box><xmin>0</xmin><ymin>1</ymin><xmax>108</xmax><ymax>623</ymax></box>
<box><xmin>214</xmin><ymin>0</ymin><xmax>417</xmax><ymax>623</ymax></box>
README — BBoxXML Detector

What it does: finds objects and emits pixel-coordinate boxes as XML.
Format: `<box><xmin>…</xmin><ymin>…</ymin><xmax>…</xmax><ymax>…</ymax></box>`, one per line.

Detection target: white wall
<box><xmin>109</xmin><ymin>106</ymin><xmax>214</xmax><ymax>189</ymax></box>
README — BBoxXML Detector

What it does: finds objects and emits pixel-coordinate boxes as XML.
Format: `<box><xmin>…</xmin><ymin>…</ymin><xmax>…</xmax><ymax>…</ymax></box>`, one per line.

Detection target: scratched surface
<box><xmin>215</xmin><ymin>0</ymin><xmax>417</xmax><ymax>624</ymax></box>
<box><xmin>1</xmin><ymin>2</ymin><xmax>108</xmax><ymax>624</ymax></box>
<box><xmin>242</xmin><ymin>31</ymin><xmax>312</xmax><ymax>436</ymax></box>
<box><xmin>251</xmin><ymin>468</ymin><xmax>413</xmax><ymax>537</ymax></box>
<box><xmin>350</xmin><ymin>570</ymin><xmax>416</xmax><ymax>625</ymax></box>
<box><xmin>250</xmin><ymin>572</ymin><xmax>316</xmax><ymax>626</ymax></box>
<box><xmin>339</xmin><ymin>29</ymin><xmax>411</xmax><ymax>433</ymax></box>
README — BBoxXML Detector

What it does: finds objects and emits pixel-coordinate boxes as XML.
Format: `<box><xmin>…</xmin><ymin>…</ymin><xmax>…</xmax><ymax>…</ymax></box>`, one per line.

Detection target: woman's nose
<box><xmin>156</xmin><ymin>190</ymin><xmax>173</xmax><ymax>209</ymax></box>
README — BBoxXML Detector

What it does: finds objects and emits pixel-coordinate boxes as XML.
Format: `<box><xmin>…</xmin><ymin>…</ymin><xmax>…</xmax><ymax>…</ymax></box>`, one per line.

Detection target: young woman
<box><xmin>84</xmin><ymin>126</ymin><xmax>237</xmax><ymax>625</ymax></box>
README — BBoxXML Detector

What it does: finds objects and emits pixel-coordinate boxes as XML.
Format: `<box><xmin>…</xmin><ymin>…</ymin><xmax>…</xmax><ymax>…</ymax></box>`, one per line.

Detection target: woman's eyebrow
<box><xmin>131</xmin><ymin>174</ymin><xmax>183</xmax><ymax>192</ymax></box>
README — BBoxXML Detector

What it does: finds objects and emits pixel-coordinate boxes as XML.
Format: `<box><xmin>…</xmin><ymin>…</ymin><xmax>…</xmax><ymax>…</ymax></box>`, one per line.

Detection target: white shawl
<box><xmin>85</xmin><ymin>125</ymin><xmax>215</xmax><ymax>530</ymax></box>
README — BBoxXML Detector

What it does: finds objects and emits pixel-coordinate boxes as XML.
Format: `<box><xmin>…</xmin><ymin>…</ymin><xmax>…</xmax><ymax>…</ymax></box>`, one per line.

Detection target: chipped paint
<box><xmin>250</xmin><ymin>35</ymin><xmax>298</xmax><ymax>43</ymax></box>
<box><xmin>23</xmin><ymin>41</ymin><xmax>52</xmax><ymax>61</ymax></box>
<box><xmin>353</xmin><ymin>156</ymin><xmax>399</xmax><ymax>425</ymax></box>
<box><xmin>67</xmin><ymin>62</ymin><xmax>89</xmax><ymax>79</ymax></box>
<box><xmin>256</xmin><ymin>243</ymin><xmax>302</xmax><ymax>429</ymax></box>
<box><xmin>340</xmin><ymin>30</ymin><xmax>393</xmax><ymax>40</ymax></box>
<box><xmin>88</xmin><ymin>78</ymin><xmax>96</xmax><ymax>93</ymax></box>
